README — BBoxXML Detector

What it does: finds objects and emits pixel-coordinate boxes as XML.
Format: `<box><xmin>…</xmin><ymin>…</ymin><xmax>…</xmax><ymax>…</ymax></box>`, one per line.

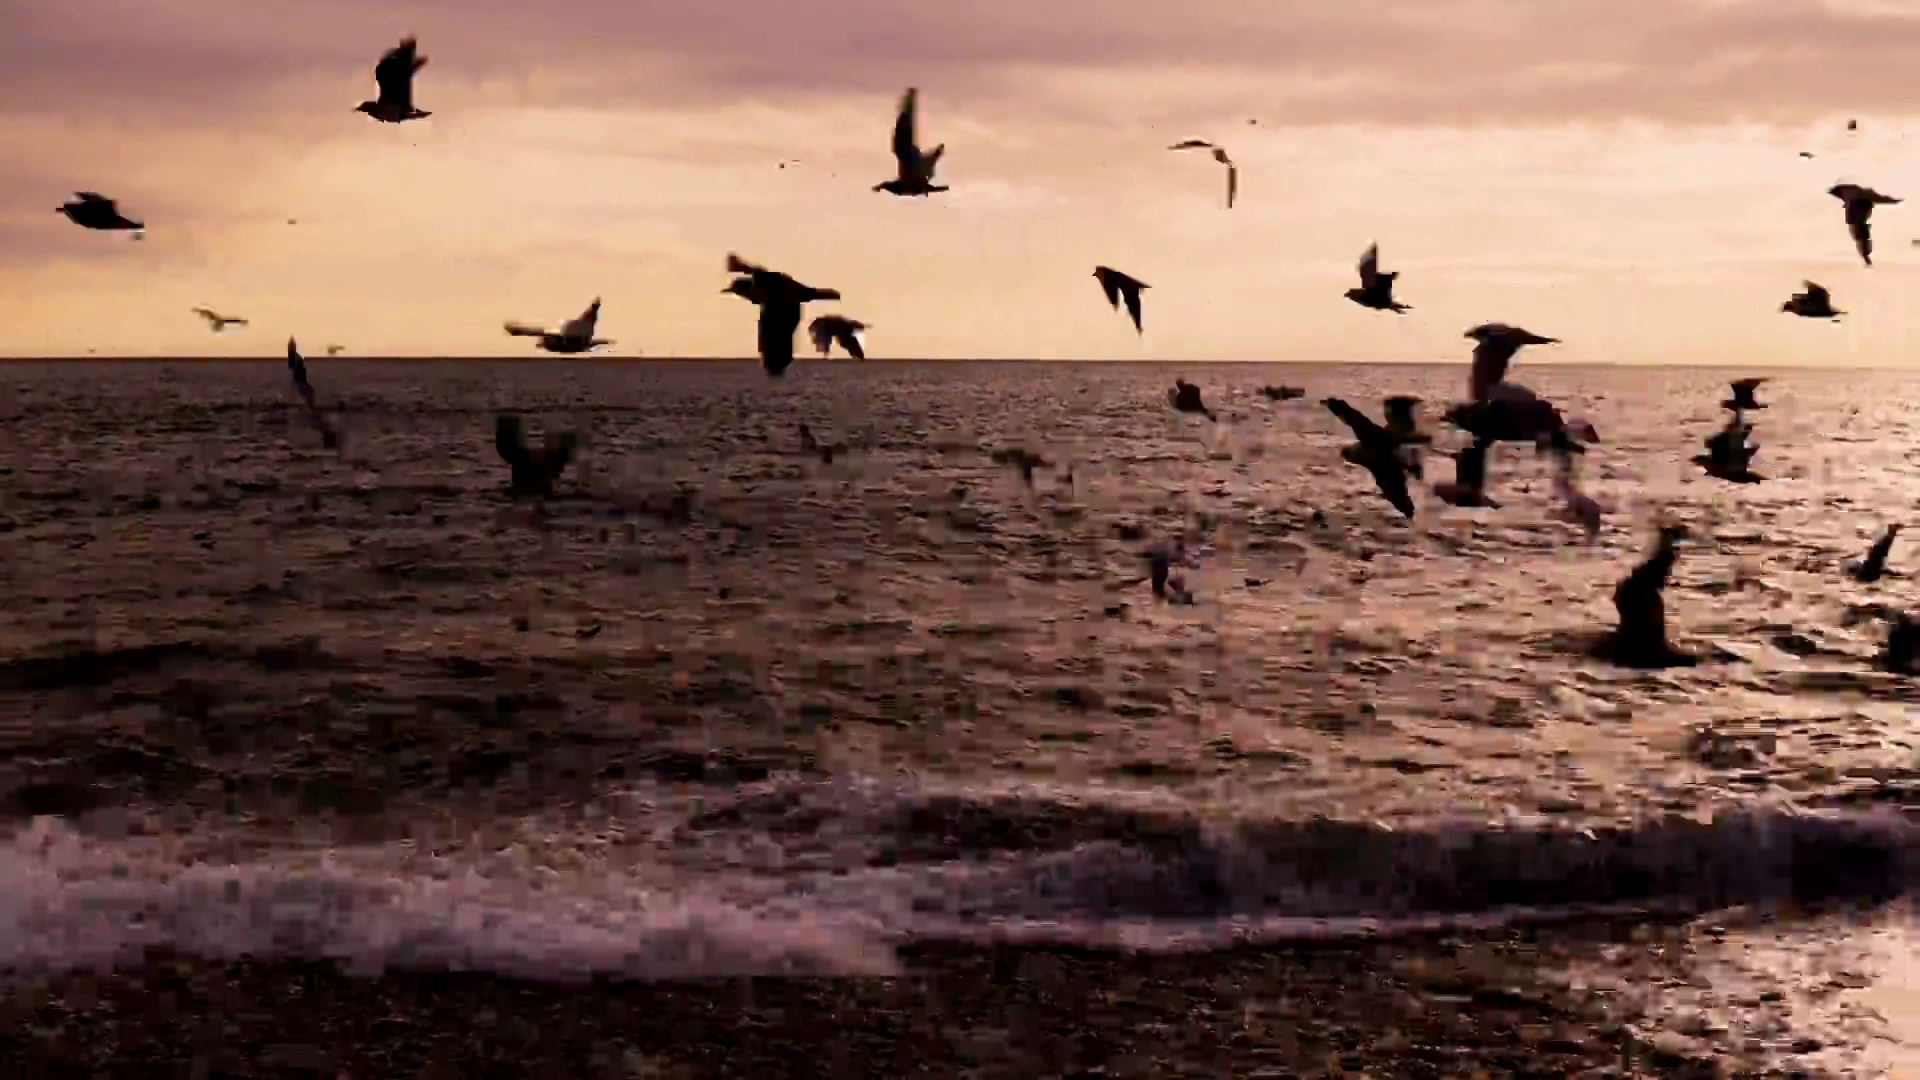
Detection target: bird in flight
<box><xmin>724</xmin><ymin>253</ymin><xmax>842</xmax><ymax>376</ymax></box>
<box><xmin>325</xmin><ymin>344</ymin><xmax>345</xmax><ymax>357</ymax></box>
<box><xmin>1829</xmin><ymin>183</ymin><xmax>1900</xmax><ymax>267</ymax></box>
<box><xmin>192</xmin><ymin>307</ymin><xmax>247</xmax><ymax>333</ymax></box>
<box><xmin>1781</xmin><ymin>281</ymin><xmax>1843</xmax><ymax>320</ymax></box>
<box><xmin>58</xmin><ymin>192</ymin><xmax>143</xmax><ymax>234</ymax></box>
<box><xmin>1465</xmin><ymin>323</ymin><xmax>1559</xmax><ymax>402</ymax></box>
<box><xmin>1168</xmin><ymin>140</ymin><xmax>1237</xmax><ymax>208</ymax></box>
<box><xmin>285</xmin><ymin>338</ymin><xmax>340</xmax><ymax>448</ymax></box>
<box><xmin>874</xmin><ymin>88</ymin><xmax>947</xmax><ymax>197</ymax></box>
<box><xmin>357</xmin><ymin>37</ymin><xmax>431</xmax><ymax>123</ymax></box>
<box><xmin>1324</xmin><ymin>397</ymin><xmax>1420</xmax><ymax>519</ymax></box>
<box><xmin>808</xmin><ymin>315</ymin><xmax>869</xmax><ymax>360</ymax></box>
<box><xmin>1346</xmin><ymin>244</ymin><xmax>1411</xmax><ymax>313</ymax></box>
<box><xmin>1092</xmin><ymin>266</ymin><xmax>1149</xmax><ymax>334</ymax></box>
<box><xmin>504</xmin><ymin>298</ymin><xmax>614</xmax><ymax>354</ymax></box>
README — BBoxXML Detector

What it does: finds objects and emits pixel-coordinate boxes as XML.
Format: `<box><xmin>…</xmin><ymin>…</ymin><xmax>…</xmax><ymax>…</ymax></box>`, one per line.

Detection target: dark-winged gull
<box><xmin>357</xmin><ymin>37</ymin><xmax>431</xmax><ymax>124</ymax></box>
<box><xmin>1169</xmin><ymin>378</ymin><xmax>1215</xmax><ymax>421</ymax></box>
<box><xmin>1466</xmin><ymin>323</ymin><xmax>1559</xmax><ymax>401</ymax></box>
<box><xmin>723</xmin><ymin>253</ymin><xmax>842</xmax><ymax>377</ymax></box>
<box><xmin>192</xmin><ymin>307</ymin><xmax>247</xmax><ymax>333</ymax></box>
<box><xmin>1092</xmin><ymin>266</ymin><xmax>1148</xmax><ymax>334</ymax></box>
<box><xmin>874</xmin><ymin>88</ymin><xmax>947</xmax><ymax>197</ymax></box>
<box><xmin>1693</xmin><ymin>414</ymin><xmax>1763</xmax><ymax>484</ymax></box>
<box><xmin>1607</xmin><ymin>524</ymin><xmax>1696</xmax><ymax>667</ymax></box>
<box><xmin>1324</xmin><ymin>397</ymin><xmax>1418</xmax><ymax>519</ymax></box>
<box><xmin>58</xmin><ymin>192</ymin><xmax>142</xmax><ymax>233</ymax></box>
<box><xmin>1168</xmin><ymin>140</ymin><xmax>1237</xmax><ymax>208</ymax></box>
<box><xmin>494</xmin><ymin>414</ymin><xmax>579</xmax><ymax>498</ymax></box>
<box><xmin>1432</xmin><ymin>440</ymin><xmax>1500</xmax><ymax>509</ymax></box>
<box><xmin>1830</xmin><ymin>183</ymin><xmax>1900</xmax><ymax>267</ymax></box>
<box><xmin>1724</xmin><ymin>378</ymin><xmax>1768</xmax><ymax>412</ymax></box>
<box><xmin>1346</xmin><ymin>244</ymin><xmax>1411</xmax><ymax>314</ymax></box>
<box><xmin>808</xmin><ymin>315</ymin><xmax>868</xmax><ymax>360</ymax></box>
<box><xmin>1782</xmin><ymin>280</ymin><xmax>1843</xmax><ymax>319</ymax></box>
<box><xmin>1852</xmin><ymin>524</ymin><xmax>1901</xmax><ymax>584</ymax></box>
<box><xmin>504</xmin><ymin>298</ymin><xmax>613</xmax><ymax>354</ymax></box>
<box><xmin>285</xmin><ymin>338</ymin><xmax>339</xmax><ymax>449</ymax></box>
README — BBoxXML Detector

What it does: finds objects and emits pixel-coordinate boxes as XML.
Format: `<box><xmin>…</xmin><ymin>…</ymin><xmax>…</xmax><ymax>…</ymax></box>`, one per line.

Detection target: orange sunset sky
<box><xmin>7</xmin><ymin>0</ymin><xmax>1920</xmax><ymax>364</ymax></box>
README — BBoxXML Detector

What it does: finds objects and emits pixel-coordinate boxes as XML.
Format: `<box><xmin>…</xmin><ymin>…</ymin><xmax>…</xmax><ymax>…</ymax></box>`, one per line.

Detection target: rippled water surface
<box><xmin>0</xmin><ymin>358</ymin><xmax>1917</xmax><ymax>1067</ymax></box>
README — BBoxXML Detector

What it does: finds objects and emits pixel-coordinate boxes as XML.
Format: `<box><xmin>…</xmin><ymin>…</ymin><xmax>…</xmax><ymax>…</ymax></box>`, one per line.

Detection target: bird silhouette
<box><xmin>1168</xmin><ymin>378</ymin><xmax>1215</xmax><ymax>420</ymax></box>
<box><xmin>1169</xmin><ymin>141</ymin><xmax>1237</xmax><ymax>208</ymax></box>
<box><xmin>1324</xmin><ymin>397</ymin><xmax>1419</xmax><ymax>518</ymax></box>
<box><xmin>808</xmin><ymin>315</ymin><xmax>869</xmax><ymax>360</ymax></box>
<box><xmin>504</xmin><ymin>298</ymin><xmax>614</xmax><ymax>354</ymax></box>
<box><xmin>1724</xmin><ymin>378</ymin><xmax>1768</xmax><ymax>412</ymax></box>
<box><xmin>1346</xmin><ymin>244</ymin><xmax>1411</xmax><ymax>313</ymax></box>
<box><xmin>58</xmin><ymin>192</ymin><xmax>142</xmax><ymax>233</ymax></box>
<box><xmin>285</xmin><ymin>338</ymin><xmax>339</xmax><ymax>449</ymax></box>
<box><xmin>192</xmin><ymin>308</ymin><xmax>247</xmax><ymax>333</ymax></box>
<box><xmin>494</xmin><ymin>414</ymin><xmax>579</xmax><ymax>498</ymax></box>
<box><xmin>874</xmin><ymin>88</ymin><xmax>947</xmax><ymax>196</ymax></box>
<box><xmin>1607</xmin><ymin>524</ymin><xmax>1696</xmax><ymax>668</ymax></box>
<box><xmin>1830</xmin><ymin>183</ymin><xmax>1900</xmax><ymax>266</ymax></box>
<box><xmin>1693</xmin><ymin>414</ymin><xmax>1763</xmax><ymax>483</ymax></box>
<box><xmin>357</xmin><ymin>37</ymin><xmax>431</xmax><ymax>123</ymax></box>
<box><xmin>1465</xmin><ymin>323</ymin><xmax>1559</xmax><ymax>401</ymax></box>
<box><xmin>1782</xmin><ymin>281</ymin><xmax>1844</xmax><ymax>319</ymax></box>
<box><xmin>724</xmin><ymin>254</ymin><xmax>842</xmax><ymax>376</ymax></box>
<box><xmin>1092</xmin><ymin>266</ymin><xmax>1148</xmax><ymax>334</ymax></box>
<box><xmin>1853</xmin><ymin>524</ymin><xmax>1901</xmax><ymax>584</ymax></box>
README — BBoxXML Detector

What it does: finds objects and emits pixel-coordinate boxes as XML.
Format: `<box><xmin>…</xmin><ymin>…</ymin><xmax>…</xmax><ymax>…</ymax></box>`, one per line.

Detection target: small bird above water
<box><xmin>325</xmin><ymin>344</ymin><xmax>345</xmax><ymax>357</ymax></box>
<box><xmin>1168</xmin><ymin>140</ymin><xmax>1237</xmax><ymax>208</ymax></box>
<box><xmin>1325</xmin><ymin>397</ymin><xmax>1419</xmax><ymax>518</ymax></box>
<box><xmin>505</xmin><ymin>298</ymin><xmax>613</xmax><ymax>354</ymax></box>
<box><xmin>1782</xmin><ymin>280</ymin><xmax>1844</xmax><ymax>319</ymax></box>
<box><xmin>494</xmin><ymin>414</ymin><xmax>579</xmax><ymax>498</ymax></box>
<box><xmin>724</xmin><ymin>253</ymin><xmax>842</xmax><ymax>377</ymax></box>
<box><xmin>357</xmin><ymin>37</ymin><xmax>431</xmax><ymax>124</ymax></box>
<box><xmin>1830</xmin><ymin>183</ymin><xmax>1900</xmax><ymax>267</ymax></box>
<box><xmin>874</xmin><ymin>88</ymin><xmax>947</xmax><ymax>197</ymax></box>
<box><xmin>191</xmin><ymin>307</ymin><xmax>247</xmax><ymax>333</ymax></box>
<box><xmin>1346</xmin><ymin>244</ymin><xmax>1411</xmax><ymax>313</ymax></box>
<box><xmin>1092</xmin><ymin>266</ymin><xmax>1148</xmax><ymax>334</ymax></box>
<box><xmin>1465</xmin><ymin>323</ymin><xmax>1559</xmax><ymax>401</ymax></box>
<box><xmin>1169</xmin><ymin>378</ymin><xmax>1215</xmax><ymax>421</ymax></box>
<box><xmin>1852</xmin><ymin>524</ymin><xmax>1901</xmax><ymax>584</ymax></box>
<box><xmin>58</xmin><ymin>192</ymin><xmax>142</xmax><ymax>233</ymax></box>
<box><xmin>1723</xmin><ymin>378</ymin><xmax>1768</xmax><ymax>412</ymax></box>
<box><xmin>808</xmin><ymin>315</ymin><xmax>869</xmax><ymax>360</ymax></box>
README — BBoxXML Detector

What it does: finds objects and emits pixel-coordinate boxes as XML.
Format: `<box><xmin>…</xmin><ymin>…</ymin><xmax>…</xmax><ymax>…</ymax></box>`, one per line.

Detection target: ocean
<box><xmin>0</xmin><ymin>357</ymin><xmax>1915</xmax><ymax>1077</ymax></box>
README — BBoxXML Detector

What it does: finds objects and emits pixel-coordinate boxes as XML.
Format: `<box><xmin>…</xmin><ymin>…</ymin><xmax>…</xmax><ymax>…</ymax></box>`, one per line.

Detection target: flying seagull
<box><xmin>1782</xmin><ymin>281</ymin><xmax>1843</xmax><ymax>319</ymax></box>
<box><xmin>1168</xmin><ymin>140</ymin><xmax>1236</xmax><ymax>208</ymax></box>
<box><xmin>285</xmin><ymin>338</ymin><xmax>339</xmax><ymax>449</ymax></box>
<box><xmin>1693</xmin><ymin>414</ymin><xmax>1763</xmax><ymax>484</ymax></box>
<box><xmin>357</xmin><ymin>37</ymin><xmax>431</xmax><ymax>123</ymax></box>
<box><xmin>192</xmin><ymin>308</ymin><xmax>247</xmax><ymax>333</ymax></box>
<box><xmin>808</xmin><ymin>315</ymin><xmax>868</xmax><ymax>360</ymax></box>
<box><xmin>494</xmin><ymin>414</ymin><xmax>579</xmax><ymax>498</ymax></box>
<box><xmin>1724</xmin><ymin>378</ymin><xmax>1768</xmax><ymax>412</ymax></box>
<box><xmin>723</xmin><ymin>253</ymin><xmax>842</xmax><ymax>377</ymax></box>
<box><xmin>58</xmin><ymin>192</ymin><xmax>142</xmax><ymax>233</ymax></box>
<box><xmin>1324</xmin><ymin>397</ymin><xmax>1419</xmax><ymax>519</ymax></box>
<box><xmin>1466</xmin><ymin>323</ymin><xmax>1559</xmax><ymax>401</ymax></box>
<box><xmin>1347</xmin><ymin>244</ymin><xmax>1410</xmax><ymax>313</ymax></box>
<box><xmin>874</xmin><ymin>88</ymin><xmax>947</xmax><ymax>196</ymax></box>
<box><xmin>1830</xmin><ymin>183</ymin><xmax>1900</xmax><ymax>267</ymax></box>
<box><xmin>1852</xmin><ymin>524</ymin><xmax>1901</xmax><ymax>584</ymax></box>
<box><xmin>1092</xmin><ymin>266</ymin><xmax>1148</xmax><ymax>334</ymax></box>
<box><xmin>325</xmin><ymin>344</ymin><xmax>345</xmax><ymax>357</ymax></box>
<box><xmin>504</xmin><ymin>298</ymin><xmax>613</xmax><ymax>354</ymax></box>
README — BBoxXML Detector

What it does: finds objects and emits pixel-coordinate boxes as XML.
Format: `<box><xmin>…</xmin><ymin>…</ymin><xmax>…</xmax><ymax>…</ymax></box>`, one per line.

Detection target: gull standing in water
<box><xmin>1324</xmin><ymin>397</ymin><xmax>1420</xmax><ymax>518</ymax></box>
<box><xmin>504</xmin><ymin>298</ymin><xmax>614</xmax><ymax>354</ymax></box>
<box><xmin>724</xmin><ymin>253</ymin><xmax>842</xmax><ymax>376</ymax></box>
<box><xmin>1092</xmin><ymin>266</ymin><xmax>1148</xmax><ymax>334</ymax></box>
<box><xmin>356</xmin><ymin>37</ymin><xmax>431</xmax><ymax>124</ymax></box>
<box><xmin>1168</xmin><ymin>140</ymin><xmax>1237</xmax><ymax>208</ymax></box>
<box><xmin>1830</xmin><ymin>183</ymin><xmax>1900</xmax><ymax>267</ymax></box>
<box><xmin>808</xmin><ymin>315</ymin><xmax>869</xmax><ymax>360</ymax></box>
<box><xmin>58</xmin><ymin>192</ymin><xmax>143</xmax><ymax>235</ymax></box>
<box><xmin>192</xmin><ymin>308</ymin><xmax>247</xmax><ymax>333</ymax></box>
<box><xmin>1346</xmin><ymin>244</ymin><xmax>1411</xmax><ymax>313</ymax></box>
<box><xmin>874</xmin><ymin>88</ymin><xmax>947</xmax><ymax>197</ymax></box>
<box><xmin>1782</xmin><ymin>281</ymin><xmax>1844</xmax><ymax>319</ymax></box>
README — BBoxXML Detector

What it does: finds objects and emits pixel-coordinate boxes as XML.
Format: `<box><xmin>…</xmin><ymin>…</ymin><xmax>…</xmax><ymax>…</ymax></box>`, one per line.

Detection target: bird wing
<box><xmin>891</xmin><ymin>88</ymin><xmax>920</xmax><ymax>169</ymax></box>
<box><xmin>1095</xmin><ymin>270</ymin><xmax>1122</xmax><ymax>310</ymax></box>
<box><xmin>1805</xmin><ymin>281</ymin><xmax>1830</xmax><ymax>304</ymax></box>
<box><xmin>495</xmin><ymin>415</ymin><xmax>532</xmax><ymax>470</ymax></box>
<box><xmin>1122</xmin><ymin>284</ymin><xmax>1145</xmax><ymax>333</ymax></box>
<box><xmin>1469</xmin><ymin>338</ymin><xmax>1516</xmax><ymax>401</ymax></box>
<box><xmin>1168</xmin><ymin>139</ymin><xmax>1214</xmax><ymax>151</ymax></box>
<box><xmin>1358</xmin><ymin>244</ymin><xmax>1380</xmax><ymax>288</ymax></box>
<box><xmin>838</xmin><ymin>328</ymin><xmax>867</xmax><ymax>360</ymax></box>
<box><xmin>1367</xmin><ymin>459</ymin><xmax>1416</xmax><ymax>518</ymax></box>
<box><xmin>192</xmin><ymin>307</ymin><xmax>218</xmax><ymax>322</ymax></box>
<box><xmin>1732</xmin><ymin>377</ymin><xmax>1766</xmax><ymax>393</ymax></box>
<box><xmin>758</xmin><ymin>301</ymin><xmax>805</xmax><ymax>376</ymax></box>
<box><xmin>504</xmin><ymin>322</ymin><xmax>550</xmax><ymax>337</ymax></box>
<box><xmin>725</xmin><ymin>253</ymin><xmax>764</xmax><ymax>276</ymax></box>
<box><xmin>1323</xmin><ymin>397</ymin><xmax>1389</xmax><ymax>444</ymax></box>
<box><xmin>1225</xmin><ymin>164</ymin><xmax>1237</xmax><ymax>209</ymax></box>
<box><xmin>374</xmin><ymin>38</ymin><xmax>422</xmax><ymax>106</ymax></box>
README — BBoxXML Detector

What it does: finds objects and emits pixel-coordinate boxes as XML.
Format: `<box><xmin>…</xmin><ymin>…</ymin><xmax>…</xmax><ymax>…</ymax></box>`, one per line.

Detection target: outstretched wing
<box><xmin>504</xmin><ymin>322</ymin><xmax>549</xmax><ymax>337</ymax></box>
<box><xmin>758</xmin><ymin>302</ymin><xmax>804</xmax><ymax>377</ymax></box>
<box><xmin>838</xmin><ymin>326</ymin><xmax>867</xmax><ymax>360</ymax></box>
<box><xmin>1323</xmin><ymin>397</ymin><xmax>1388</xmax><ymax>444</ymax></box>
<box><xmin>1167</xmin><ymin>139</ymin><xmax>1215</xmax><ymax>151</ymax></box>
<box><xmin>1804</xmin><ymin>281</ymin><xmax>1830</xmax><ymax>304</ymax></box>
<box><xmin>1122</xmin><ymin>285</ymin><xmax>1145</xmax><ymax>333</ymax></box>
<box><xmin>1367</xmin><ymin>459</ymin><xmax>1416</xmax><ymax>518</ymax></box>
<box><xmin>1224</xmin><ymin>163</ymin><xmax>1237</xmax><ymax>209</ymax></box>
<box><xmin>374</xmin><ymin>38</ymin><xmax>423</xmax><ymax>108</ymax></box>
<box><xmin>1095</xmin><ymin>271</ymin><xmax>1122</xmax><ymax>310</ymax></box>
<box><xmin>1358</xmin><ymin>244</ymin><xmax>1380</xmax><ymax>288</ymax></box>
<box><xmin>892</xmin><ymin>88</ymin><xmax>920</xmax><ymax>170</ymax></box>
<box><xmin>726</xmin><ymin>252</ymin><xmax>763</xmax><ymax>276</ymax></box>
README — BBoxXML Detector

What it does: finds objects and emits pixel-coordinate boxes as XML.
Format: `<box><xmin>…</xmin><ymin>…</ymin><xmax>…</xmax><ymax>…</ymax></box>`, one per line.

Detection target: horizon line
<box><xmin>0</xmin><ymin>356</ymin><xmax>1913</xmax><ymax>372</ymax></box>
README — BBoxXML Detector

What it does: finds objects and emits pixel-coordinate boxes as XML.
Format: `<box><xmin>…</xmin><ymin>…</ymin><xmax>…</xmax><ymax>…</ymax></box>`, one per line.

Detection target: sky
<box><xmin>7</xmin><ymin>0</ymin><xmax>1920</xmax><ymax>364</ymax></box>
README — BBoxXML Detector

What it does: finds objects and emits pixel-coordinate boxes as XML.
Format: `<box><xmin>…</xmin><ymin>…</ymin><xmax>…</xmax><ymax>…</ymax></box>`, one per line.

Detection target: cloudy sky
<box><xmin>6</xmin><ymin>0</ymin><xmax>1920</xmax><ymax>363</ymax></box>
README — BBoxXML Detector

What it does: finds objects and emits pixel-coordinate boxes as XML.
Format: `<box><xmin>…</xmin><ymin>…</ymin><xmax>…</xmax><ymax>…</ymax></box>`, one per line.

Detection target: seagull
<box><xmin>1693</xmin><ymin>414</ymin><xmax>1763</xmax><ymax>484</ymax></box>
<box><xmin>1168</xmin><ymin>140</ymin><xmax>1236</xmax><ymax>208</ymax></box>
<box><xmin>356</xmin><ymin>37</ymin><xmax>431</xmax><ymax>123</ymax></box>
<box><xmin>808</xmin><ymin>315</ymin><xmax>868</xmax><ymax>360</ymax></box>
<box><xmin>504</xmin><ymin>298</ymin><xmax>613</xmax><ymax>354</ymax></box>
<box><xmin>1852</xmin><ymin>524</ymin><xmax>1901</xmax><ymax>584</ymax></box>
<box><xmin>1169</xmin><ymin>378</ymin><xmax>1215</xmax><ymax>421</ymax></box>
<box><xmin>1443</xmin><ymin>382</ymin><xmax>1599</xmax><ymax>451</ymax></box>
<box><xmin>58</xmin><ymin>192</ymin><xmax>142</xmax><ymax>233</ymax></box>
<box><xmin>1093</xmin><ymin>266</ymin><xmax>1148</xmax><ymax>334</ymax></box>
<box><xmin>1346</xmin><ymin>244</ymin><xmax>1411</xmax><ymax>313</ymax></box>
<box><xmin>1608</xmin><ymin>524</ymin><xmax>1696</xmax><ymax>668</ymax></box>
<box><xmin>192</xmin><ymin>308</ymin><xmax>247</xmax><ymax>333</ymax></box>
<box><xmin>494</xmin><ymin>414</ymin><xmax>578</xmax><ymax>498</ymax></box>
<box><xmin>723</xmin><ymin>253</ymin><xmax>842</xmax><ymax>377</ymax></box>
<box><xmin>325</xmin><ymin>344</ymin><xmax>345</xmax><ymax>357</ymax></box>
<box><xmin>1830</xmin><ymin>184</ymin><xmax>1900</xmax><ymax>267</ymax></box>
<box><xmin>1465</xmin><ymin>323</ymin><xmax>1560</xmax><ymax>401</ymax></box>
<box><xmin>1782</xmin><ymin>281</ymin><xmax>1843</xmax><ymax>319</ymax></box>
<box><xmin>285</xmin><ymin>338</ymin><xmax>339</xmax><ymax>448</ymax></box>
<box><xmin>874</xmin><ymin>88</ymin><xmax>947</xmax><ymax>197</ymax></box>
<box><xmin>1324</xmin><ymin>397</ymin><xmax>1419</xmax><ymax>519</ymax></box>
<box><xmin>1432</xmin><ymin>440</ymin><xmax>1500</xmax><ymax>509</ymax></box>
<box><xmin>1724</xmin><ymin>378</ymin><xmax>1768</xmax><ymax>412</ymax></box>
<box><xmin>1260</xmin><ymin>385</ymin><xmax>1305</xmax><ymax>401</ymax></box>
<box><xmin>1800</xmin><ymin>151</ymin><xmax>1816</xmax><ymax>159</ymax></box>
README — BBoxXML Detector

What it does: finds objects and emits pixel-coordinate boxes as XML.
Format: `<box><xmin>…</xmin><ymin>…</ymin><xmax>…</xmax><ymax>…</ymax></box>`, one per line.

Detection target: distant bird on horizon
<box><xmin>724</xmin><ymin>253</ymin><xmax>842</xmax><ymax>376</ymax></box>
<box><xmin>58</xmin><ymin>192</ymin><xmax>142</xmax><ymax>234</ymax></box>
<box><xmin>1830</xmin><ymin>183</ymin><xmax>1900</xmax><ymax>266</ymax></box>
<box><xmin>1852</xmin><ymin>524</ymin><xmax>1901</xmax><ymax>584</ymax></box>
<box><xmin>1466</xmin><ymin>323</ymin><xmax>1560</xmax><ymax>401</ymax></box>
<box><xmin>1609</xmin><ymin>523</ymin><xmax>1696</xmax><ymax>668</ymax></box>
<box><xmin>1782</xmin><ymin>280</ymin><xmax>1843</xmax><ymax>319</ymax></box>
<box><xmin>808</xmin><ymin>315</ymin><xmax>868</xmax><ymax>360</ymax></box>
<box><xmin>1169</xmin><ymin>378</ymin><xmax>1215</xmax><ymax>421</ymax></box>
<box><xmin>357</xmin><ymin>37</ymin><xmax>431</xmax><ymax>123</ymax></box>
<box><xmin>191</xmin><ymin>307</ymin><xmax>247</xmax><ymax>333</ymax></box>
<box><xmin>1324</xmin><ymin>396</ymin><xmax>1419</xmax><ymax>519</ymax></box>
<box><xmin>1801</xmin><ymin>151</ymin><xmax>1816</xmax><ymax>159</ymax></box>
<box><xmin>1168</xmin><ymin>140</ymin><xmax>1237</xmax><ymax>208</ymax></box>
<box><xmin>1347</xmin><ymin>244</ymin><xmax>1411</xmax><ymax>314</ymax></box>
<box><xmin>875</xmin><ymin>88</ymin><xmax>947</xmax><ymax>197</ymax></box>
<box><xmin>1724</xmin><ymin>377</ymin><xmax>1768</xmax><ymax>412</ymax></box>
<box><xmin>1432</xmin><ymin>440</ymin><xmax>1500</xmax><ymax>509</ymax></box>
<box><xmin>494</xmin><ymin>414</ymin><xmax>579</xmax><ymax>498</ymax></box>
<box><xmin>285</xmin><ymin>338</ymin><xmax>339</xmax><ymax>449</ymax></box>
<box><xmin>1092</xmin><ymin>266</ymin><xmax>1148</xmax><ymax>334</ymax></box>
<box><xmin>325</xmin><ymin>344</ymin><xmax>345</xmax><ymax>357</ymax></box>
<box><xmin>504</xmin><ymin>298</ymin><xmax>613</xmax><ymax>354</ymax></box>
